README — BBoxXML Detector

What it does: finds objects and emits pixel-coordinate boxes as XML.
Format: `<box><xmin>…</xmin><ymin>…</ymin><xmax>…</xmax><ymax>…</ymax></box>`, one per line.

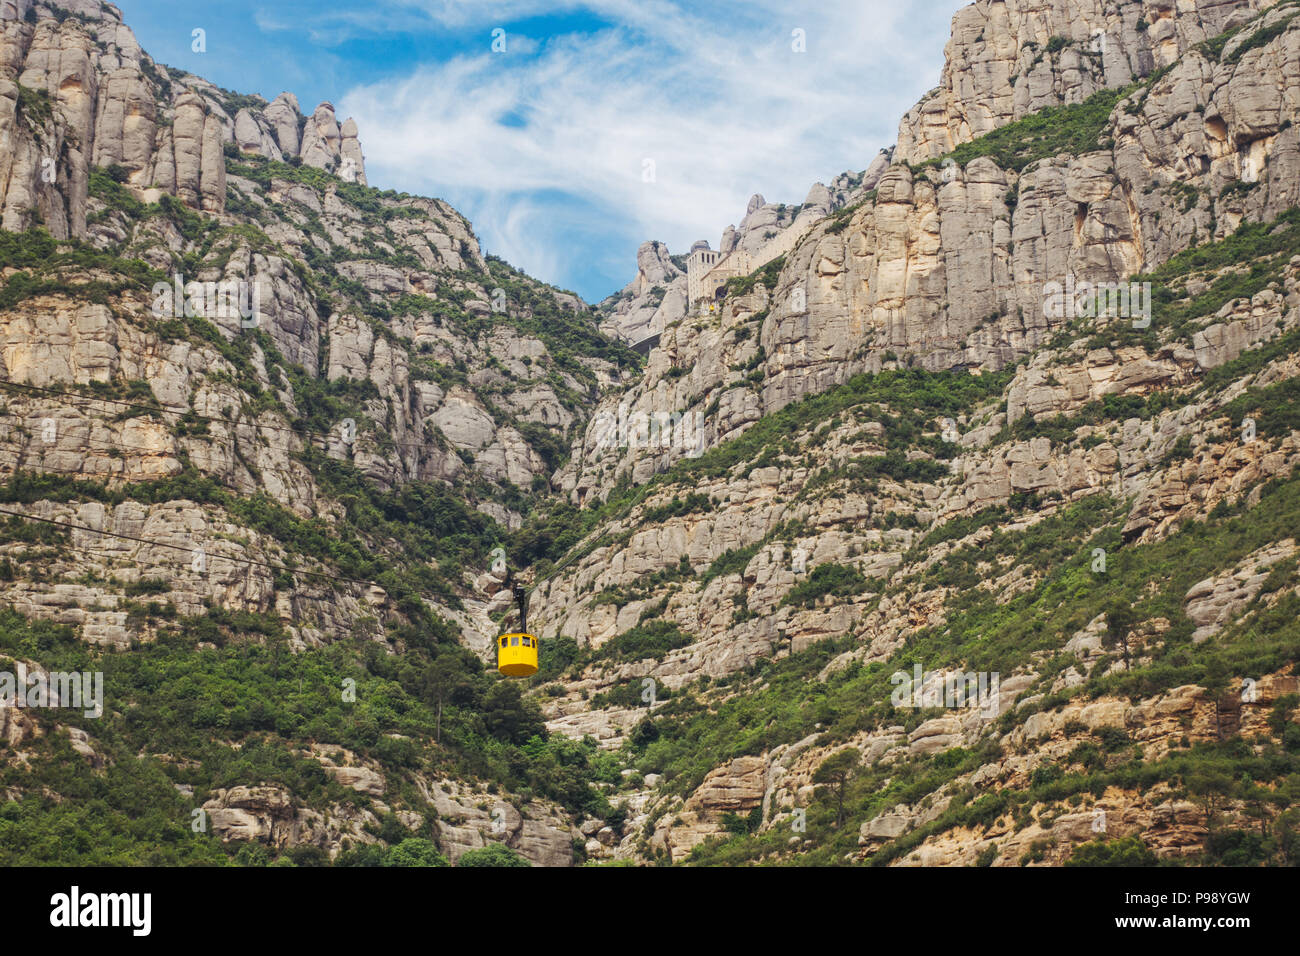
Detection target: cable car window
<box><xmin>501</xmin><ymin>637</ymin><xmax>508</xmax><ymax>648</ymax></box>
<box><xmin>521</xmin><ymin>636</ymin><xmax>530</xmax><ymax>647</ymax></box>
<box><xmin>511</xmin><ymin>636</ymin><xmax>519</xmax><ymax>646</ymax></box>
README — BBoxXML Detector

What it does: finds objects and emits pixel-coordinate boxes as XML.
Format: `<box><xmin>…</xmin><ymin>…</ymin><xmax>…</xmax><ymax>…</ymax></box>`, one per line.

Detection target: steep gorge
<box><xmin>0</xmin><ymin>0</ymin><xmax>1297</xmax><ymax>867</ymax></box>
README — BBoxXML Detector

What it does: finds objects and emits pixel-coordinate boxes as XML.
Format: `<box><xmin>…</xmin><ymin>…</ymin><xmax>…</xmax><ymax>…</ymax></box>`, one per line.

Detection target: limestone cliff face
<box><xmin>0</xmin><ymin>1</ymin><xmax>641</xmax><ymax>870</ymax></box>
<box><xmin>0</xmin><ymin>169</ymin><xmax>615</xmax><ymax>647</ymax></box>
<box><xmin>565</xmin><ymin>2</ymin><xmax>1300</xmax><ymax>506</ymax></box>
<box><xmin>600</xmin><ymin>240</ymin><xmax>687</xmax><ymax>344</ymax></box>
<box><xmin>2</xmin><ymin>0</ymin><xmax>1299</xmax><ymax>869</ymax></box>
<box><xmin>0</xmin><ymin>0</ymin><xmax>368</xmax><ymax>239</ymax></box>
<box><xmin>598</xmin><ymin>154</ymin><xmax>891</xmax><ymax>344</ymax></box>
<box><xmin>538</xmin><ymin>258</ymin><xmax>1299</xmax><ymax>673</ymax></box>
<box><xmin>894</xmin><ymin>0</ymin><xmax>1269</xmax><ymax>164</ymax></box>
<box><xmin>0</xmin><ymin>0</ymin><xmax>633</xmax><ymax>695</ymax></box>
<box><xmin>764</xmin><ymin>1</ymin><xmax>1300</xmax><ymax>387</ymax></box>
<box><xmin>532</xmin><ymin>0</ymin><xmax>1300</xmax><ymax>867</ymax></box>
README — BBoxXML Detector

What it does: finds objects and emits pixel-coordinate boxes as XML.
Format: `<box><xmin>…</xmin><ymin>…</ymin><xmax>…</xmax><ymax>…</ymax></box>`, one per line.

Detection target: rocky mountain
<box><xmin>0</xmin><ymin>0</ymin><xmax>635</xmax><ymax>867</ymax></box>
<box><xmin>598</xmin><ymin>152</ymin><xmax>894</xmax><ymax>345</ymax></box>
<box><xmin>1</xmin><ymin>0</ymin><xmax>1298</xmax><ymax>868</ymax></box>
<box><xmin>531</xmin><ymin>0</ymin><xmax>1300</xmax><ymax>865</ymax></box>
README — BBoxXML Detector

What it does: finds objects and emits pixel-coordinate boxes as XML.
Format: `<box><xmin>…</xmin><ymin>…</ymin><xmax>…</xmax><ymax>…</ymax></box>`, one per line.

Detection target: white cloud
<box><xmin>337</xmin><ymin>0</ymin><xmax>955</xmax><ymax>298</ymax></box>
<box><xmin>254</xmin><ymin>6</ymin><xmax>433</xmax><ymax>46</ymax></box>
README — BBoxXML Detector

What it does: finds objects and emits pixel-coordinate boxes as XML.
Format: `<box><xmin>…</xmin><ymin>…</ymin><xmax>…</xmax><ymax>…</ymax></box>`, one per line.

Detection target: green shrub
<box><xmin>781</xmin><ymin>563</ymin><xmax>870</xmax><ymax>609</ymax></box>
<box><xmin>592</xmin><ymin>620</ymin><xmax>694</xmax><ymax>664</ymax></box>
<box><xmin>1065</xmin><ymin>835</ymin><xmax>1158</xmax><ymax>866</ymax></box>
<box><xmin>385</xmin><ymin>838</ymin><xmax>450</xmax><ymax>867</ymax></box>
<box><xmin>457</xmin><ymin>844</ymin><xmax>531</xmax><ymax>867</ymax></box>
<box><xmin>919</xmin><ymin>86</ymin><xmax>1130</xmax><ymax>174</ymax></box>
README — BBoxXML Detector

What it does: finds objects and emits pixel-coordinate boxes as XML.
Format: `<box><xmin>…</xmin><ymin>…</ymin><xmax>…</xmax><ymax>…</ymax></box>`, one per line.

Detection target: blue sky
<box><xmin>118</xmin><ymin>0</ymin><xmax>957</xmax><ymax>303</ymax></box>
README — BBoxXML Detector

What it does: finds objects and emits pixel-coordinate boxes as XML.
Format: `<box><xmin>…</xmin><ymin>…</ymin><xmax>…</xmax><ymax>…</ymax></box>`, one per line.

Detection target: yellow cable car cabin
<box><xmin>497</xmin><ymin>632</ymin><xmax>539</xmax><ymax>677</ymax></box>
<box><xmin>497</xmin><ymin>580</ymin><xmax>538</xmax><ymax>677</ymax></box>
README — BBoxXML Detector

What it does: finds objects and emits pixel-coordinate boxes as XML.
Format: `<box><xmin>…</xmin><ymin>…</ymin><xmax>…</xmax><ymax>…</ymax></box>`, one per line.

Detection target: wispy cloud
<box><xmin>335</xmin><ymin>0</ymin><xmax>955</xmax><ymax>299</ymax></box>
<box><xmin>253</xmin><ymin>6</ymin><xmax>432</xmax><ymax>46</ymax></box>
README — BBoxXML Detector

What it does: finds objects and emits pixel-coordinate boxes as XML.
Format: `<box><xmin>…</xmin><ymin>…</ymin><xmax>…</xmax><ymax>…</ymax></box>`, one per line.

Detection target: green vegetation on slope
<box><xmin>620</xmin><ymin>470</ymin><xmax>1300</xmax><ymax>864</ymax></box>
<box><xmin>512</xmin><ymin>367</ymin><xmax>1011</xmax><ymax>573</ymax></box>
<box><xmin>916</xmin><ymin>86</ymin><xmax>1130</xmax><ymax>174</ymax></box>
<box><xmin>0</xmin><ymin>609</ymin><xmax>627</xmax><ymax>865</ymax></box>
